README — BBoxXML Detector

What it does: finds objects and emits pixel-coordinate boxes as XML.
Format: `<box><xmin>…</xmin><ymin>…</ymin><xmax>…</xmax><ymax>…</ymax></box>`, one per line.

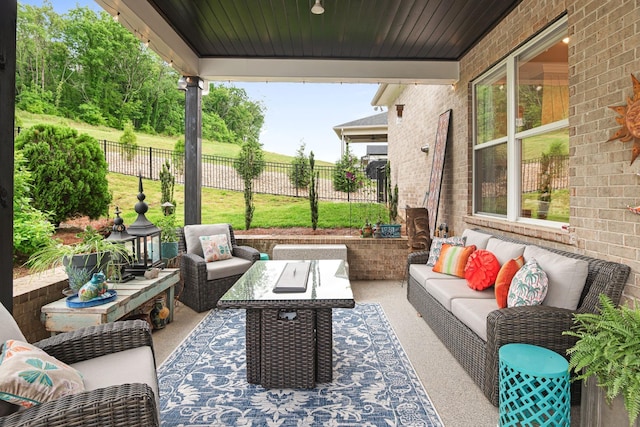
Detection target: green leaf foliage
<box><xmin>332</xmin><ymin>148</ymin><xmax>365</xmax><ymax>193</ymax></box>
<box><xmin>15</xmin><ymin>124</ymin><xmax>112</xmax><ymax>225</ymax></box>
<box><xmin>289</xmin><ymin>142</ymin><xmax>310</xmax><ymax>188</ymax></box>
<box><xmin>564</xmin><ymin>294</ymin><xmax>640</xmax><ymax>425</ymax></box>
<box><xmin>13</xmin><ymin>150</ymin><xmax>55</xmax><ymax>261</ymax></box>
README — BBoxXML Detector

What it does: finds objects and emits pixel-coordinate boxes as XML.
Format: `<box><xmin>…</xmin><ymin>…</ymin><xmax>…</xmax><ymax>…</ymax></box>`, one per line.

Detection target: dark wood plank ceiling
<box><xmin>148</xmin><ymin>0</ymin><xmax>522</xmax><ymax>61</ymax></box>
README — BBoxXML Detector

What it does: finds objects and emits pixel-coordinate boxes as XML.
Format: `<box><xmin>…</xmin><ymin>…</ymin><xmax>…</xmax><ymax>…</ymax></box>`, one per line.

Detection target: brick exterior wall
<box><xmin>388</xmin><ymin>0</ymin><xmax>640</xmax><ymax>302</ymax></box>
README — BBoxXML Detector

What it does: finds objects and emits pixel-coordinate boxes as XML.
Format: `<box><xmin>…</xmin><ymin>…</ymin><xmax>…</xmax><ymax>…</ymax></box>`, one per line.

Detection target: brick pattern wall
<box><xmin>236</xmin><ymin>236</ymin><xmax>409</xmax><ymax>281</ymax></box>
<box><xmin>13</xmin><ymin>270</ymin><xmax>69</xmax><ymax>342</ymax></box>
<box><xmin>389</xmin><ymin>0</ymin><xmax>640</xmax><ymax>301</ymax></box>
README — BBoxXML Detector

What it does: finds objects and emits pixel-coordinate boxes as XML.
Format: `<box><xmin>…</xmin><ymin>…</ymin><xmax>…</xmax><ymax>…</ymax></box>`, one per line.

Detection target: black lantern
<box><xmin>126</xmin><ymin>175</ymin><xmax>163</xmax><ymax>275</ymax></box>
<box><xmin>105</xmin><ymin>206</ymin><xmax>136</xmax><ymax>283</ymax></box>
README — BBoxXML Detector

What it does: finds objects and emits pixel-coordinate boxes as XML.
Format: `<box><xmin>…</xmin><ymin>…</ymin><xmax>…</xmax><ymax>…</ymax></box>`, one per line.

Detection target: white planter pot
<box><xmin>581</xmin><ymin>376</ymin><xmax>639</xmax><ymax>427</ymax></box>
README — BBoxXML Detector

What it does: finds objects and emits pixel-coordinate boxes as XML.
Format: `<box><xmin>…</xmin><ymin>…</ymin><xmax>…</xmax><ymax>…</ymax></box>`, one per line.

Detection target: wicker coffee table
<box><xmin>218</xmin><ymin>259</ymin><xmax>354</xmax><ymax>388</ymax></box>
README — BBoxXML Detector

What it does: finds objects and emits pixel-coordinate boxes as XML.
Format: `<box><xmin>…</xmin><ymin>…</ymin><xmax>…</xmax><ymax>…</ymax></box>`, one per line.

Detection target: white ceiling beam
<box><xmin>199</xmin><ymin>58</ymin><xmax>459</xmax><ymax>84</ymax></box>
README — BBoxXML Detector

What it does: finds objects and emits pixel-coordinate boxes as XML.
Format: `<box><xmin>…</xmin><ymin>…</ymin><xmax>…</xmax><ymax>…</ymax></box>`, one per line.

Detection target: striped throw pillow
<box><xmin>433</xmin><ymin>244</ymin><xmax>477</xmax><ymax>277</ymax></box>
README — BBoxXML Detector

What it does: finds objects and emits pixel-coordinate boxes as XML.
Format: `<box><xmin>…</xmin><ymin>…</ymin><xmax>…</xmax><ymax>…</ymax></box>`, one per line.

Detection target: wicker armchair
<box><xmin>0</xmin><ymin>303</ymin><xmax>159</xmax><ymax>427</ymax></box>
<box><xmin>178</xmin><ymin>224</ymin><xmax>260</xmax><ymax>312</ymax></box>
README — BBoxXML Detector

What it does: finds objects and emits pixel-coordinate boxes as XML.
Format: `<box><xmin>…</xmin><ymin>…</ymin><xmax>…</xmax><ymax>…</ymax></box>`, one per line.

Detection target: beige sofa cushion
<box><xmin>206</xmin><ymin>257</ymin><xmax>253</xmax><ymax>281</ymax></box>
<box><xmin>524</xmin><ymin>245</ymin><xmax>589</xmax><ymax>310</ymax></box>
<box><xmin>486</xmin><ymin>238</ymin><xmax>527</xmax><ymax>265</ymax></box>
<box><xmin>409</xmin><ymin>264</ymin><xmax>461</xmax><ymax>289</ymax></box>
<box><xmin>451</xmin><ymin>298</ymin><xmax>499</xmax><ymax>341</ymax></box>
<box><xmin>424</xmin><ymin>278</ymin><xmax>495</xmax><ymax>311</ymax></box>
<box><xmin>462</xmin><ymin>229</ymin><xmax>493</xmax><ymax>250</ymax></box>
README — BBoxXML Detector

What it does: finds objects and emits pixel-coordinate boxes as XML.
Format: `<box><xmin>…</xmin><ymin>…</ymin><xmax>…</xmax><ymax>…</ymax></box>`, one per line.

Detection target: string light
<box><xmin>113</xmin><ymin>12</ymin><xmax>120</xmax><ymax>22</ymax></box>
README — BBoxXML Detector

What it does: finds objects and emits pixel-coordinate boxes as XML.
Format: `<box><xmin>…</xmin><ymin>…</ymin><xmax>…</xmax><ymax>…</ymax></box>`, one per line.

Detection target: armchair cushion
<box><xmin>0</xmin><ymin>303</ymin><xmax>26</xmax><ymax>344</ymax></box>
<box><xmin>205</xmin><ymin>257</ymin><xmax>253</xmax><ymax>281</ymax></box>
<box><xmin>70</xmin><ymin>346</ymin><xmax>159</xmax><ymax>410</ymax></box>
<box><xmin>184</xmin><ymin>224</ymin><xmax>232</xmax><ymax>258</ymax></box>
<box><xmin>0</xmin><ymin>340</ymin><xmax>85</xmax><ymax>408</ymax></box>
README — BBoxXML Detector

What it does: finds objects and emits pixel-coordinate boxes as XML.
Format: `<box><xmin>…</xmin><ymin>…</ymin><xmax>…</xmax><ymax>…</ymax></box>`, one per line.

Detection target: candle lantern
<box><xmin>126</xmin><ymin>175</ymin><xmax>163</xmax><ymax>275</ymax></box>
<box><xmin>105</xmin><ymin>206</ymin><xmax>136</xmax><ymax>283</ymax></box>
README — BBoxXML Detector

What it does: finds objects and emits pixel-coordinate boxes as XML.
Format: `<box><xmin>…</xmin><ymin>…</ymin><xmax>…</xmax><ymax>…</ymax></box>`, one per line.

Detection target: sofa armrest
<box><xmin>0</xmin><ymin>383</ymin><xmax>158</xmax><ymax>427</ymax></box>
<box><xmin>483</xmin><ymin>306</ymin><xmax>577</xmax><ymax>405</ymax></box>
<box><xmin>407</xmin><ymin>250</ymin><xmax>430</xmax><ymax>265</ymax></box>
<box><xmin>233</xmin><ymin>245</ymin><xmax>260</xmax><ymax>262</ymax></box>
<box><xmin>34</xmin><ymin>320</ymin><xmax>154</xmax><ymax>366</ymax></box>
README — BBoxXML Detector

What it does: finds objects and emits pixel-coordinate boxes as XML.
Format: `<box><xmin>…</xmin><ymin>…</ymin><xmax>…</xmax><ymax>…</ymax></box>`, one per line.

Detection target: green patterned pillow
<box><xmin>426</xmin><ymin>236</ymin><xmax>466</xmax><ymax>266</ymax></box>
<box><xmin>507</xmin><ymin>258</ymin><xmax>548</xmax><ymax>307</ymax></box>
<box><xmin>0</xmin><ymin>340</ymin><xmax>85</xmax><ymax>408</ymax></box>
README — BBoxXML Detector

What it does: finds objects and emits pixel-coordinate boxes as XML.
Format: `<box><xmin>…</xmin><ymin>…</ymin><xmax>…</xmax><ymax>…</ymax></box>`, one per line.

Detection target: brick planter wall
<box><xmin>235</xmin><ymin>235</ymin><xmax>410</xmax><ymax>281</ymax></box>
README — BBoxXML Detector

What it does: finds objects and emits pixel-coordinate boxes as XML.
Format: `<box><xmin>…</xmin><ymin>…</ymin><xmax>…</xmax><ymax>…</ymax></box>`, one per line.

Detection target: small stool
<box><xmin>499</xmin><ymin>343</ymin><xmax>570</xmax><ymax>427</ymax></box>
<box><xmin>260</xmin><ymin>253</ymin><xmax>269</xmax><ymax>261</ymax></box>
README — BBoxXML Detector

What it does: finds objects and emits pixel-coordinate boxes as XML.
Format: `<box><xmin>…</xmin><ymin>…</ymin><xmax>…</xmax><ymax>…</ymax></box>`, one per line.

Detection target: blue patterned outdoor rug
<box><xmin>158</xmin><ymin>303</ymin><xmax>443</xmax><ymax>426</ymax></box>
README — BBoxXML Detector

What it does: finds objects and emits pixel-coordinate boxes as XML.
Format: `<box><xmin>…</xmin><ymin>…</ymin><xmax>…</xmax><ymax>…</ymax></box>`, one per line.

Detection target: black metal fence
<box><xmin>101</xmin><ymin>140</ymin><xmax>382</xmax><ymax>203</ymax></box>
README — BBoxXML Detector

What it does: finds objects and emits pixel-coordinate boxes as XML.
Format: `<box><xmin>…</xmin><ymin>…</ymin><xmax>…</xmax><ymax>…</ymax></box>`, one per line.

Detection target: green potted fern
<box><xmin>564</xmin><ymin>294</ymin><xmax>640</xmax><ymax>426</ymax></box>
<box><xmin>27</xmin><ymin>226</ymin><xmax>132</xmax><ymax>293</ymax></box>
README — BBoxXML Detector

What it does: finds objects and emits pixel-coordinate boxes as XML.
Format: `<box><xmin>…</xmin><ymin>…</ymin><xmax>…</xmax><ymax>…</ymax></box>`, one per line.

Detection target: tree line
<box><xmin>15</xmin><ymin>1</ymin><xmax>265</xmax><ymax>144</ymax></box>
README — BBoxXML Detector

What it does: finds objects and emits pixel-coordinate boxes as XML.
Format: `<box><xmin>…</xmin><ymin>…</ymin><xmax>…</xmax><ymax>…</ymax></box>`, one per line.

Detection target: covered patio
<box><xmin>2</xmin><ymin>0</ymin><xmax>638</xmax><ymax>425</ymax></box>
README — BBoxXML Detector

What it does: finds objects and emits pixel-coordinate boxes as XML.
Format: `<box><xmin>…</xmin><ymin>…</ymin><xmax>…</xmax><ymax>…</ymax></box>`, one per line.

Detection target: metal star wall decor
<box><xmin>608</xmin><ymin>73</ymin><xmax>640</xmax><ymax>165</ymax></box>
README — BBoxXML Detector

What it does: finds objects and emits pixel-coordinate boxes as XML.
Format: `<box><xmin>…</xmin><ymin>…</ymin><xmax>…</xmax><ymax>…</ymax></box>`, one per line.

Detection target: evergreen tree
<box><xmin>234</xmin><ymin>140</ymin><xmax>265</xmax><ymax>229</ymax></box>
<box><xmin>309</xmin><ymin>151</ymin><xmax>319</xmax><ymax>230</ymax></box>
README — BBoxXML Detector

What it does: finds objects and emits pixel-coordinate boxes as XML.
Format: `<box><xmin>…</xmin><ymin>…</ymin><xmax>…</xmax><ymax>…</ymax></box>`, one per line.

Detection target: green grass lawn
<box><xmin>17</xmin><ymin>111</ymin><xmax>333</xmax><ymax>166</ymax></box>
<box><xmin>109</xmin><ymin>173</ymin><xmax>388</xmax><ymax>231</ymax></box>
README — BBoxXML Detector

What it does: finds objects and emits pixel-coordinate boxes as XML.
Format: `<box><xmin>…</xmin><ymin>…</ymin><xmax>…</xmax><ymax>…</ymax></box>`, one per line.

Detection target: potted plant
<box><xmin>564</xmin><ymin>294</ymin><xmax>640</xmax><ymax>426</ymax></box>
<box><xmin>27</xmin><ymin>226</ymin><xmax>132</xmax><ymax>293</ymax></box>
<box><xmin>158</xmin><ymin>213</ymin><xmax>179</xmax><ymax>261</ymax></box>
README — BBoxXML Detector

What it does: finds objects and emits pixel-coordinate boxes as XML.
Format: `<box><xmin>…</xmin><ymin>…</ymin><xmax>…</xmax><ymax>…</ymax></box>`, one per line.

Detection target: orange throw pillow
<box><xmin>433</xmin><ymin>244</ymin><xmax>476</xmax><ymax>278</ymax></box>
<box><xmin>495</xmin><ymin>255</ymin><xmax>525</xmax><ymax>308</ymax></box>
<box><xmin>464</xmin><ymin>250</ymin><xmax>500</xmax><ymax>290</ymax></box>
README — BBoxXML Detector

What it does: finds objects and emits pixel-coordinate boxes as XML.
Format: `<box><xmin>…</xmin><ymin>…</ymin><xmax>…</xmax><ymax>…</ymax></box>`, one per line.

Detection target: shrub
<box><xmin>332</xmin><ymin>148</ymin><xmax>365</xmax><ymax>193</ymax></box>
<box><xmin>289</xmin><ymin>142</ymin><xmax>310</xmax><ymax>188</ymax></box>
<box><xmin>173</xmin><ymin>138</ymin><xmax>185</xmax><ymax>175</ymax></box>
<box><xmin>119</xmin><ymin>120</ymin><xmax>138</xmax><ymax>161</ymax></box>
<box><xmin>78</xmin><ymin>102</ymin><xmax>106</xmax><ymax>126</ymax></box>
<box><xmin>15</xmin><ymin>124</ymin><xmax>112</xmax><ymax>225</ymax></box>
<box><xmin>160</xmin><ymin>160</ymin><xmax>176</xmax><ymax>210</ymax></box>
<box><xmin>13</xmin><ymin>150</ymin><xmax>55</xmax><ymax>261</ymax></box>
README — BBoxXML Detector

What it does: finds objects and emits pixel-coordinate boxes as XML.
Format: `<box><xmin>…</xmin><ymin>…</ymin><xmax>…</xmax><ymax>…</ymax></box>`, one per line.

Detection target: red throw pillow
<box><xmin>494</xmin><ymin>255</ymin><xmax>525</xmax><ymax>308</ymax></box>
<box><xmin>433</xmin><ymin>244</ymin><xmax>477</xmax><ymax>278</ymax></box>
<box><xmin>464</xmin><ymin>250</ymin><xmax>500</xmax><ymax>290</ymax></box>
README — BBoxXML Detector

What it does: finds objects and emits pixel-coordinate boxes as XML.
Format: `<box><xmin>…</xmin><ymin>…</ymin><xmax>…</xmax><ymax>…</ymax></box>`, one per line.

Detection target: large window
<box><xmin>473</xmin><ymin>18</ymin><xmax>569</xmax><ymax>225</ymax></box>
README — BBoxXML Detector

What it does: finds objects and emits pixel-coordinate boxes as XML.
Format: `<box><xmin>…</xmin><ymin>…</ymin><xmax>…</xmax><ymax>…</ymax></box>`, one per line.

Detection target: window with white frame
<box><xmin>473</xmin><ymin>18</ymin><xmax>569</xmax><ymax>225</ymax></box>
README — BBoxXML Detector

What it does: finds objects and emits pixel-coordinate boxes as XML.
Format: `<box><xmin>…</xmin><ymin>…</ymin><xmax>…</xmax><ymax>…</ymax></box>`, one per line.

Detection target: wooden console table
<box><xmin>41</xmin><ymin>268</ymin><xmax>180</xmax><ymax>335</ymax></box>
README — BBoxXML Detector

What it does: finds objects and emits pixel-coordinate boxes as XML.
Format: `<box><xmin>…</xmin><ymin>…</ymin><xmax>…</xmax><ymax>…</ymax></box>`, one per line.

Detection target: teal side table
<box><xmin>499</xmin><ymin>343</ymin><xmax>570</xmax><ymax>427</ymax></box>
<box><xmin>259</xmin><ymin>253</ymin><xmax>269</xmax><ymax>261</ymax></box>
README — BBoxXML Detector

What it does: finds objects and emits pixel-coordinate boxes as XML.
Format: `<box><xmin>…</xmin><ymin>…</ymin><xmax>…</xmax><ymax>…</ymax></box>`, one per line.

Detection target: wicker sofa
<box><xmin>178</xmin><ymin>224</ymin><xmax>260</xmax><ymax>312</ymax></box>
<box><xmin>406</xmin><ymin>228</ymin><xmax>631</xmax><ymax>406</ymax></box>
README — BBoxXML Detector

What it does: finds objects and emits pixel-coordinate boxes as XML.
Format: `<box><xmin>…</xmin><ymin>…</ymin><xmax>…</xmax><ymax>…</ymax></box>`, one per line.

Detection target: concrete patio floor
<box><xmin>152</xmin><ymin>280</ymin><xmax>580</xmax><ymax>426</ymax></box>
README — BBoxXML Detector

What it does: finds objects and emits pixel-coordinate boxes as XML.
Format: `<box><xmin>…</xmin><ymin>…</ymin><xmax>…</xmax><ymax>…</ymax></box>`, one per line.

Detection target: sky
<box><xmin>20</xmin><ymin>0</ymin><xmax>383</xmax><ymax>163</ymax></box>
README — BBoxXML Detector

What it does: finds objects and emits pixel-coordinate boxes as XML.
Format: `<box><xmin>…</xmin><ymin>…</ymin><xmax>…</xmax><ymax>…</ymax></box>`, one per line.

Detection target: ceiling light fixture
<box><xmin>311</xmin><ymin>0</ymin><xmax>324</xmax><ymax>15</ymax></box>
